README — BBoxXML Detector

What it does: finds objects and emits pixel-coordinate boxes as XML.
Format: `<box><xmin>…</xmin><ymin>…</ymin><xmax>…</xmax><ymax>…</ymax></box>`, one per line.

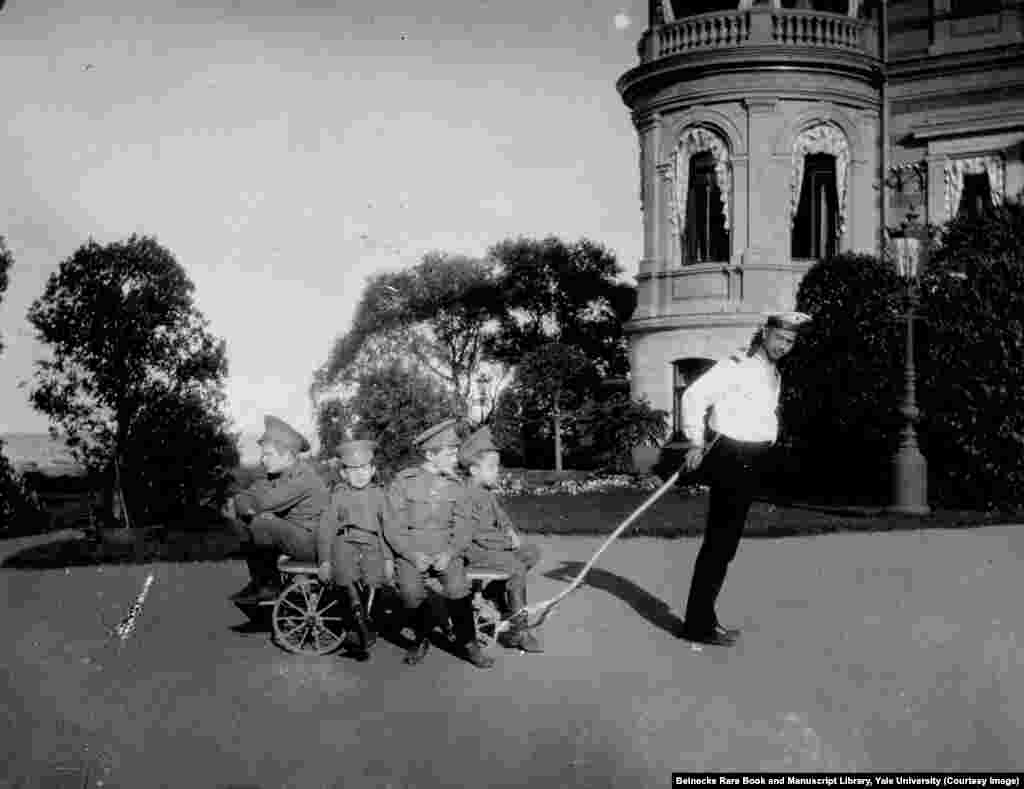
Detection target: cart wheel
<box><xmin>473</xmin><ymin>594</ymin><xmax>502</xmax><ymax>649</ymax></box>
<box><xmin>271</xmin><ymin>578</ymin><xmax>348</xmax><ymax>656</ymax></box>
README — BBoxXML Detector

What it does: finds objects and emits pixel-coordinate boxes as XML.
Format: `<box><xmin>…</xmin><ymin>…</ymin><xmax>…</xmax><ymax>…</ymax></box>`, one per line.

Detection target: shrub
<box><xmin>782</xmin><ymin>252</ymin><xmax>903</xmax><ymax>500</ymax></box>
<box><xmin>0</xmin><ymin>451</ymin><xmax>47</xmax><ymax>536</ymax></box>
<box><xmin>917</xmin><ymin>196</ymin><xmax>1024</xmax><ymax>508</ymax></box>
<box><xmin>573</xmin><ymin>394</ymin><xmax>669</xmax><ymax>472</ymax></box>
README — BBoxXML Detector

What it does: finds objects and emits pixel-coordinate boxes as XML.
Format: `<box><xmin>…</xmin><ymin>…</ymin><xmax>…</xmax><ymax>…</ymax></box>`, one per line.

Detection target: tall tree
<box><xmin>324</xmin><ymin>361</ymin><xmax>455</xmax><ymax>475</ymax></box>
<box><xmin>514</xmin><ymin>343</ymin><xmax>595</xmax><ymax>472</ymax></box>
<box><xmin>314</xmin><ymin>252</ymin><xmax>501</xmax><ymax>416</ymax></box>
<box><xmin>485</xmin><ymin>236</ymin><xmax>637</xmax><ymax>380</ymax></box>
<box><xmin>27</xmin><ymin>235</ymin><xmax>235</xmax><ymax>526</ymax></box>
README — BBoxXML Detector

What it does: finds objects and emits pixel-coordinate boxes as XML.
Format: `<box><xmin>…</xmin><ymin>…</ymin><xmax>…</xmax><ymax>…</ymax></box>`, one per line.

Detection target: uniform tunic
<box><xmin>458</xmin><ymin>483</ymin><xmax>540</xmax><ymax>573</ymax></box>
<box><xmin>458</xmin><ymin>482</ymin><xmax>541</xmax><ymax>612</ymax></box>
<box><xmin>384</xmin><ymin>466</ymin><xmax>472</xmax><ymax>561</ymax></box>
<box><xmin>234</xmin><ymin>461</ymin><xmax>329</xmax><ymax>533</ymax></box>
<box><xmin>233</xmin><ymin>460</ymin><xmax>330</xmax><ymax>570</ymax></box>
<box><xmin>384</xmin><ymin>464</ymin><xmax>472</xmax><ymax>606</ymax></box>
<box><xmin>318</xmin><ymin>481</ymin><xmax>390</xmax><ymax>587</ymax></box>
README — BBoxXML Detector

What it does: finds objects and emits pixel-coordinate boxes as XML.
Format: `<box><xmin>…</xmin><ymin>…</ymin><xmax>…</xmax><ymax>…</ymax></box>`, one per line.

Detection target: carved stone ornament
<box><xmin>790</xmin><ymin>123</ymin><xmax>850</xmax><ymax>238</ymax></box>
<box><xmin>944</xmin><ymin>155</ymin><xmax>1005</xmax><ymax>218</ymax></box>
<box><xmin>668</xmin><ymin>126</ymin><xmax>732</xmax><ymax>238</ymax></box>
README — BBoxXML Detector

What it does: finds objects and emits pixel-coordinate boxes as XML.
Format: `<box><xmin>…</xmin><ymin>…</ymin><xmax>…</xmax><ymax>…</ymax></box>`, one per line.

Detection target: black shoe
<box><xmin>680</xmin><ymin>624</ymin><xmax>736</xmax><ymax>646</ymax></box>
<box><xmin>233</xmin><ymin>584</ymin><xmax>282</xmax><ymax>606</ymax></box>
<box><xmin>403</xmin><ymin>639</ymin><xmax>430</xmax><ymax>665</ymax></box>
<box><xmin>713</xmin><ymin>623</ymin><xmax>741</xmax><ymax>640</ymax></box>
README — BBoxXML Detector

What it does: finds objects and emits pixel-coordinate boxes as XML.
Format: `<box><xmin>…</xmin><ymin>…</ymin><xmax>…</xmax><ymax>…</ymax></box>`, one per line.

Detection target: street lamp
<box><xmin>887</xmin><ymin>209</ymin><xmax>930</xmax><ymax>515</ymax></box>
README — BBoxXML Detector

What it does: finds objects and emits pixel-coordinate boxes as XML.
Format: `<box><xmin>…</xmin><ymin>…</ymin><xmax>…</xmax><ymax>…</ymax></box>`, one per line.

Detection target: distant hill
<box><xmin>0</xmin><ymin>433</ymin><xmax>80</xmax><ymax>471</ymax></box>
<box><xmin>2</xmin><ymin>432</ymin><xmax>265</xmax><ymax>471</ymax></box>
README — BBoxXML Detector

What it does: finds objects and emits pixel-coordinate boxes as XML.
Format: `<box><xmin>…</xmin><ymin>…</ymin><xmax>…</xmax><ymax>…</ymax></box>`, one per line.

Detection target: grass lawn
<box><xmin>2</xmin><ymin>490</ymin><xmax>1019</xmax><ymax>570</ymax></box>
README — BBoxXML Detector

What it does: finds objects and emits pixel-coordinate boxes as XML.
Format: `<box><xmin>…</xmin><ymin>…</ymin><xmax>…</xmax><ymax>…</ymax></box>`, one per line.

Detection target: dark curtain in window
<box><xmin>683</xmin><ymin>151</ymin><xmax>730</xmax><ymax>265</ymax></box>
<box><xmin>791</xmin><ymin>152</ymin><xmax>838</xmax><ymax>261</ymax></box>
<box><xmin>957</xmin><ymin>172</ymin><xmax>993</xmax><ymax>221</ymax></box>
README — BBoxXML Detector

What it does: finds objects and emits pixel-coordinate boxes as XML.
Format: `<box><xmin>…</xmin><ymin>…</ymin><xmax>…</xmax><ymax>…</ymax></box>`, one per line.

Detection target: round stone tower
<box><xmin>617</xmin><ymin>0</ymin><xmax>883</xmax><ymax>469</ymax></box>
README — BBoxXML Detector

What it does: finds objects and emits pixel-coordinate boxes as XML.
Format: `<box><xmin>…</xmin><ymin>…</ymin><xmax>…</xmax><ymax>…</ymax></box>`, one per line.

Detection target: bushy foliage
<box><xmin>118</xmin><ymin>389</ymin><xmax>240</xmax><ymax>524</ymax></box>
<box><xmin>27</xmin><ymin>235</ymin><xmax>236</xmax><ymax>526</ymax></box>
<box><xmin>321</xmin><ymin>361</ymin><xmax>456</xmax><ymax>477</ymax></box>
<box><xmin>0</xmin><ymin>455</ymin><xmax>46</xmax><ymax>535</ymax></box>
<box><xmin>780</xmin><ymin>252</ymin><xmax>903</xmax><ymax>498</ymax></box>
<box><xmin>780</xmin><ymin>198</ymin><xmax>1024</xmax><ymax>509</ymax></box>
<box><xmin>917</xmin><ymin>198</ymin><xmax>1024</xmax><ymax>508</ymax></box>
<box><xmin>574</xmin><ymin>394</ymin><xmax>669</xmax><ymax>472</ymax></box>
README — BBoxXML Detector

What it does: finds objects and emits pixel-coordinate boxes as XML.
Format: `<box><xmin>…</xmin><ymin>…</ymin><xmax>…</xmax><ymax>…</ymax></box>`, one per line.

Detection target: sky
<box><xmin>0</xmin><ymin>0</ymin><xmax>646</xmax><ymax>449</ymax></box>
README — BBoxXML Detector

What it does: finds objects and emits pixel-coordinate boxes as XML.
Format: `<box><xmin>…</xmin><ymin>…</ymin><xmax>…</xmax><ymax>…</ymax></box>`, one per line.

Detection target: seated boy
<box><xmin>317</xmin><ymin>439</ymin><xmax>389</xmax><ymax>662</ymax></box>
<box><xmin>226</xmin><ymin>416</ymin><xmax>329</xmax><ymax>606</ymax></box>
<box><xmin>384</xmin><ymin>418</ymin><xmax>493</xmax><ymax>669</ymax></box>
<box><xmin>457</xmin><ymin>426</ymin><xmax>543</xmax><ymax>653</ymax></box>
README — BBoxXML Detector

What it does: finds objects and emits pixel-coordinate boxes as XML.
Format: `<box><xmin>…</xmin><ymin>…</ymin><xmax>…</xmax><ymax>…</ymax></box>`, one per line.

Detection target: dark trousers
<box><xmin>232</xmin><ymin>513</ymin><xmax>317</xmax><ymax>587</ymax></box>
<box><xmin>683</xmin><ymin>435</ymin><xmax>771</xmax><ymax>632</ymax></box>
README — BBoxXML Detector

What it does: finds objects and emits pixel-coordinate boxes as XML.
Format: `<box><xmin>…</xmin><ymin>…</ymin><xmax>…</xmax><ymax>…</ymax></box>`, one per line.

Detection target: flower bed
<box><xmin>494</xmin><ymin>469</ymin><xmax>708</xmax><ymax>498</ymax></box>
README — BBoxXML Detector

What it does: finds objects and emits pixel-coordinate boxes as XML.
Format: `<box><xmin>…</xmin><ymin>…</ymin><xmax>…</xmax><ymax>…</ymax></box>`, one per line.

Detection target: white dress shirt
<box><xmin>681</xmin><ymin>351</ymin><xmax>781</xmax><ymax>447</ymax></box>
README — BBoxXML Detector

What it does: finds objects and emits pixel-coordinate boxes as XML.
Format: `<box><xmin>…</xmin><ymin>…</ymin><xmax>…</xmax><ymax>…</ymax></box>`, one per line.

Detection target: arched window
<box><xmin>789</xmin><ymin>123</ymin><xmax>849</xmax><ymax>261</ymax></box>
<box><xmin>791</xmin><ymin>153</ymin><xmax>839</xmax><ymax>260</ymax></box>
<box><xmin>670</xmin><ymin>126</ymin><xmax>732</xmax><ymax>267</ymax></box>
<box><xmin>672</xmin><ymin>358</ymin><xmax>716</xmax><ymax>440</ymax></box>
<box><xmin>684</xmin><ymin>152</ymin><xmax>730</xmax><ymax>265</ymax></box>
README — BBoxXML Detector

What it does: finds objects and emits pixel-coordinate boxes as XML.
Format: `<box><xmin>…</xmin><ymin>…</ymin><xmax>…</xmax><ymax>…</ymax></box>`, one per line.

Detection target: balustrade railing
<box><xmin>647</xmin><ymin>7</ymin><xmax>877</xmax><ymax>61</ymax></box>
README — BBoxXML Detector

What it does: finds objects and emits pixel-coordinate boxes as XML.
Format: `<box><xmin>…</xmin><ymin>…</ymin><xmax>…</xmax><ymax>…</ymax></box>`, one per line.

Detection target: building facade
<box><xmin>617</xmin><ymin>0</ymin><xmax>1024</xmax><ymax>469</ymax></box>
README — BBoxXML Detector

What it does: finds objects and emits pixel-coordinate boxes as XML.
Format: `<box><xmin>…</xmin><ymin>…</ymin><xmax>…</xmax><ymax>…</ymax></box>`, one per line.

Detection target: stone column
<box><xmin>925</xmin><ymin>153</ymin><xmax>947</xmax><ymax>227</ymax></box>
<box><xmin>742</xmin><ymin>98</ymin><xmax>783</xmax><ymax>267</ymax></box>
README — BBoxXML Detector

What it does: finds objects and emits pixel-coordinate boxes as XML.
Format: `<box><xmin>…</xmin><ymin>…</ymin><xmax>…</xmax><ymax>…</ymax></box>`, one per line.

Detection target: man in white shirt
<box><xmin>677</xmin><ymin>311</ymin><xmax>811</xmax><ymax>646</ymax></box>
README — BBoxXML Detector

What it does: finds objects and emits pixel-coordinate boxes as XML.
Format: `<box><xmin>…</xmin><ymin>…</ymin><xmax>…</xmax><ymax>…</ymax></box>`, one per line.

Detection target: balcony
<box><xmin>645</xmin><ymin>8</ymin><xmax>877</xmax><ymax>60</ymax></box>
<box><xmin>620</xmin><ymin>7</ymin><xmax>880</xmax><ymax>104</ymax></box>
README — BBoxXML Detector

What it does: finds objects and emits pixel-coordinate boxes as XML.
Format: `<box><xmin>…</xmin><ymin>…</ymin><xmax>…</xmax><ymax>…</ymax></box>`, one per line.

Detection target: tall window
<box><xmin>672</xmin><ymin>358</ymin><xmax>716</xmax><ymax>440</ymax></box>
<box><xmin>791</xmin><ymin>153</ymin><xmax>839</xmax><ymax>261</ymax></box>
<box><xmin>684</xmin><ymin>151</ymin><xmax>730</xmax><ymax>265</ymax></box>
<box><xmin>957</xmin><ymin>172</ymin><xmax>993</xmax><ymax>220</ymax></box>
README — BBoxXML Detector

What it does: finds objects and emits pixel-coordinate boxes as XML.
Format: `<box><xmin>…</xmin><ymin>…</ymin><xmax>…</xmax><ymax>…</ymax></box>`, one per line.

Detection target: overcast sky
<box><xmin>0</xmin><ymin>0</ymin><xmax>645</xmax><ymax>444</ymax></box>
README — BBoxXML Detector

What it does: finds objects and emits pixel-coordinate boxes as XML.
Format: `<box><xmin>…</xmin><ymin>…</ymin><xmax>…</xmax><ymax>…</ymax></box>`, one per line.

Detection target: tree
<box><xmin>27</xmin><ymin>235</ymin><xmax>235</xmax><ymax>526</ymax></box>
<box><xmin>514</xmin><ymin>343</ymin><xmax>595</xmax><ymax>471</ymax></box>
<box><xmin>315</xmin><ymin>396</ymin><xmax>355</xmax><ymax>459</ymax></box>
<box><xmin>574</xmin><ymin>394</ymin><xmax>669</xmax><ymax>472</ymax></box>
<box><xmin>917</xmin><ymin>196</ymin><xmax>1024</xmax><ymax>508</ymax></box>
<box><xmin>485</xmin><ymin>236</ymin><xmax>636</xmax><ymax>380</ymax></box>
<box><xmin>0</xmin><ymin>237</ymin><xmax>43</xmax><ymax>532</ymax></box>
<box><xmin>780</xmin><ymin>252</ymin><xmax>903</xmax><ymax>499</ymax></box>
<box><xmin>318</xmin><ymin>361</ymin><xmax>455</xmax><ymax>476</ymax></box>
<box><xmin>314</xmin><ymin>252</ymin><xmax>501</xmax><ymax>416</ymax></box>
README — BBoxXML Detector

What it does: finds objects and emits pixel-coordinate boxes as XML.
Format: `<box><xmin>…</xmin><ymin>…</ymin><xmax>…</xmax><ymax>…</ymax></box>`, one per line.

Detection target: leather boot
<box><xmin>499</xmin><ymin>583</ymin><xmax>543</xmax><ymax>653</ymax></box>
<box><xmin>402</xmin><ymin>602</ymin><xmax>433</xmax><ymax>666</ymax></box>
<box><xmin>343</xmin><ymin>587</ymin><xmax>374</xmax><ymax>662</ymax></box>
<box><xmin>233</xmin><ymin>548</ymin><xmax>282</xmax><ymax>603</ymax></box>
<box><xmin>449</xmin><ymin>595</ymin><xmax>494</xmax><ymax>669</ymax></box>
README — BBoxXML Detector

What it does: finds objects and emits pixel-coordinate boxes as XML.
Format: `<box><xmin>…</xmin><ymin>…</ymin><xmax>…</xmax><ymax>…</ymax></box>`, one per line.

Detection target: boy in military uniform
<box><xmin>317</xmin><ymin>439</ymin><xmax>388</xmax><ymax>662</ymax></box>
<box><xmin>384</xmin><ymin>418</ymin><xmax>494</xmax><ymax>669</ymax></box>
<box><xmin>226</xmin><ymin>416</ymin><xmax>329</xmax><ymax>606</ymax></box>
<box><xmin>456</xmin><ymin>426</ymin><xmax>543</xmax><ymax>652</ymax></box>
<box><xmin>677</xmin><ymin>311</ymin><xmax>811</xmax><ymax>646</ymax></box>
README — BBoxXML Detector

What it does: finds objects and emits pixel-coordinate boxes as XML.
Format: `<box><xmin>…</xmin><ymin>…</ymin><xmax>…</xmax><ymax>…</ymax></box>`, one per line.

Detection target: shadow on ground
<box><xmin>544</xmin><ymin>561</ymin><xmax>684</xmax><ymax>638</ymax></box>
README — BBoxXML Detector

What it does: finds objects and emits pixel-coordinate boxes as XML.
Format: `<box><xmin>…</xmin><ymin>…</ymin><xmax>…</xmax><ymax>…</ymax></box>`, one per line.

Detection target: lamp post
<box><xmin>887</xmin><ymin>209</ymin><xmax>930</xmax><ymax>515</ymax></box>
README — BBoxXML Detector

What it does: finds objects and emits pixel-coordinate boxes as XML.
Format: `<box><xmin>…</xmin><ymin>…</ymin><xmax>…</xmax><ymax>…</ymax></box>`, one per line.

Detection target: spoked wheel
<box><xmin>271</xmin><ymin>578</ymin><xmax>349</xmax><ymax>655</ymax></box>
<box><xmin>473</xmin><ymin>594</ymin><xmax>502</xmax><ymax>649</ymax></box>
